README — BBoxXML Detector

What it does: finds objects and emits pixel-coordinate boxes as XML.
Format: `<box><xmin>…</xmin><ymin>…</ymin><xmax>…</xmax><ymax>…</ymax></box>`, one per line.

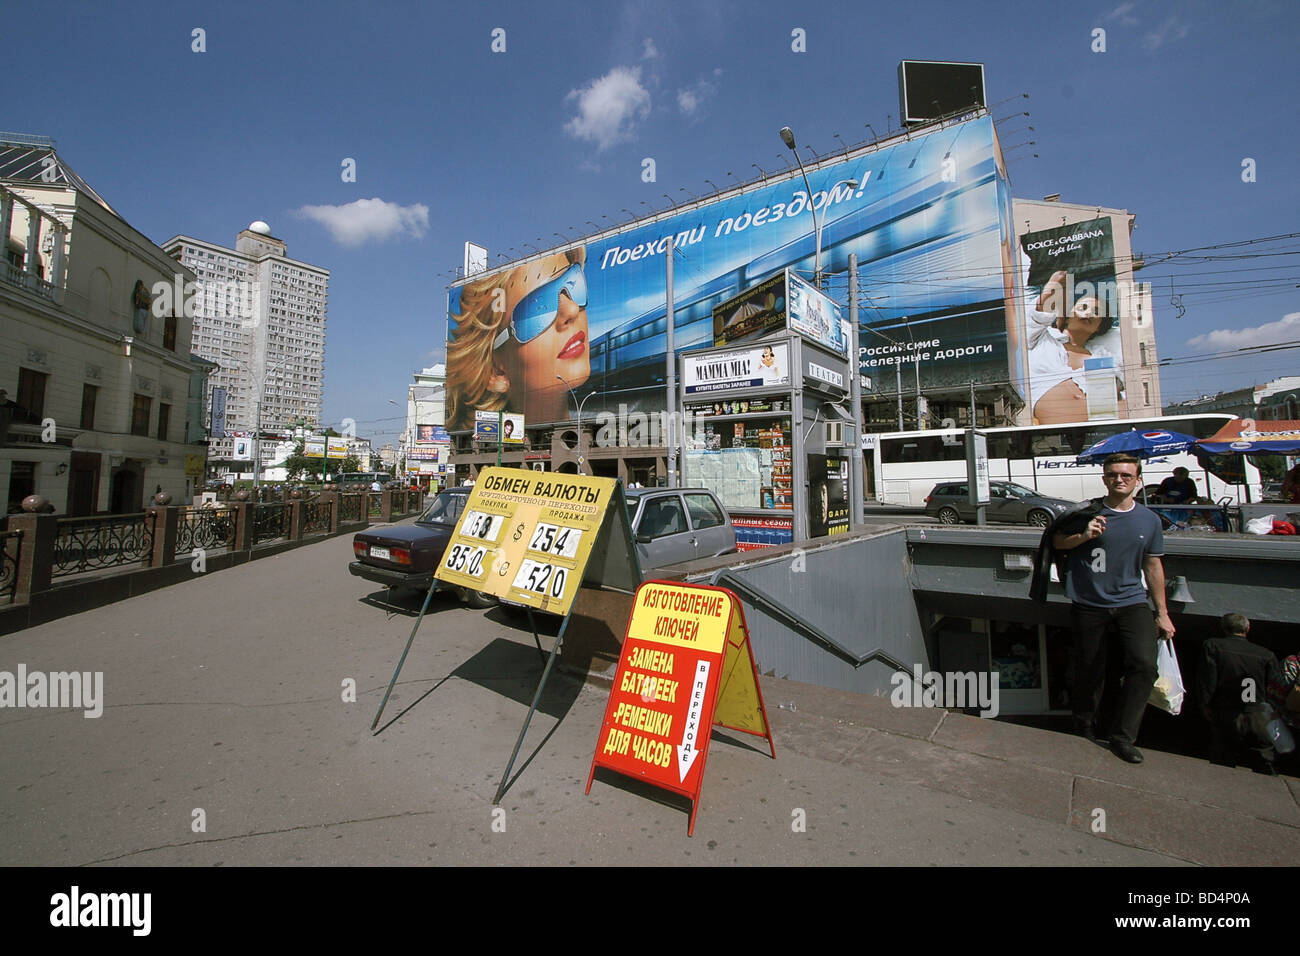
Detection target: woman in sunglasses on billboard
<box><xmin>447</xmin><ymin>248</ymin><xmax>591</xmax><ymax>431</ymax></box>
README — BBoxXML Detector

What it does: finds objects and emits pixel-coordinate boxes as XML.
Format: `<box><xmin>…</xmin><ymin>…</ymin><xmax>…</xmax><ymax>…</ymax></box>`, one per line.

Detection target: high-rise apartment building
<box><xmin>162</xmin><ymin>223</ymin><xmax>328</xmax><ymax>470</ymax></box>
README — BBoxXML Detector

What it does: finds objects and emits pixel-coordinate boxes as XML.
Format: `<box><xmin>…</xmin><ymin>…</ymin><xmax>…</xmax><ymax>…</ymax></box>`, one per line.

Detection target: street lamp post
<box><xmin>557</xmin><ymin>375</ymin><xmax>601</xmax><ymax>475</ymax></box>
<box><xmin>252</xmin><ymin>355</ymin><xmax>290</xmax><ymax>492</ymax></box>
<box><xmin>779</xmin><ymin>126</ymin><xmax>857</xmax><ymax>289</ymax></box>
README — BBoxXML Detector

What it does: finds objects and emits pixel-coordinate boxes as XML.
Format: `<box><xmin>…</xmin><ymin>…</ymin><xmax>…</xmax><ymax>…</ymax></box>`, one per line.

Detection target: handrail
<box><xmin>706</xmin><ymin>568</ymin><xmax>911</xmax><ymax>672</ymax></box>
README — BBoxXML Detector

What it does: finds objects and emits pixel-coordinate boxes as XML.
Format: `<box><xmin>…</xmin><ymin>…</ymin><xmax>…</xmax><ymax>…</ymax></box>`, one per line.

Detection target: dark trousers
<box><xmin>1071</xmin><ymin>602</ymin><xmax>1159</xmax><ymax>746</ymax></box>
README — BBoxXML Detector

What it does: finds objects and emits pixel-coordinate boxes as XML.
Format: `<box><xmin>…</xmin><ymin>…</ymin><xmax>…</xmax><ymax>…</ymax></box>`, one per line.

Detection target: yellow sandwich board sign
<box><xmin>435</xmin><ymin>468</ymin><xmax>619</xmax><ymax>617</ymax></box>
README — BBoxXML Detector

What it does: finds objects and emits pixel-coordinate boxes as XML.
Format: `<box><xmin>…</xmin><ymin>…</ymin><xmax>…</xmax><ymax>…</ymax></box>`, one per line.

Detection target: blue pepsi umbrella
<box><xmin>1075</xmin><ymin>429</ymin><xmax>1200</xmax><ymax>464</ymax></box>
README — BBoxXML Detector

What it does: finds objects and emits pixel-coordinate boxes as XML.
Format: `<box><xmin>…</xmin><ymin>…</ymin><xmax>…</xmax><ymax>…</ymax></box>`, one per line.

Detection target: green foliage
<box><xmin>282</xmin><ymin>439</ymin><xmax>311</xmax><ymax>481</ymax></box>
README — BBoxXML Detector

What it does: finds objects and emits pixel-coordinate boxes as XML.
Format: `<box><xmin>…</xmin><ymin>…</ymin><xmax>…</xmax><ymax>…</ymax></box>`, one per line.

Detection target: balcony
<box><xmin>1</xmin><ymin>258</ymin><xmax>57</xmax><ymax>302</ymax></box>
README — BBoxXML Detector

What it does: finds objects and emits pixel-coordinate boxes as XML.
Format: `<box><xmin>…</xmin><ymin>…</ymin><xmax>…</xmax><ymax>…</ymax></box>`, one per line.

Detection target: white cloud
<box><xmin>642</xmin><ymin>37</ymin><xmax>659</xmax><ymax>60</ymax></box>
<box><xmin>677</xmin><ymin>69</ymin><xmax>721</xmax><ymax>118</ymax></box>
<box><xmin>1143</xmin><ymin>14</ymin><xmax>1190</xmax><ymax>50</ymax></box>
<box><xmin>296</xmin><ymin>198</ymin><xmax>429</xmax><ymax>246</ymax></box>
<box><xmin>1188</xmin><ymin>312</ymin><xmax>1300</xmax><ymax>350</ymax></box>
<box><xmin>564</xmin><ymin>66</ymin><xmax>652</xmax><ymax>151</ymax></box>
<box><xmin>1107</xmin><ymin>2</ymin><xmax>1139</xmax><ymax>26</ymax></box>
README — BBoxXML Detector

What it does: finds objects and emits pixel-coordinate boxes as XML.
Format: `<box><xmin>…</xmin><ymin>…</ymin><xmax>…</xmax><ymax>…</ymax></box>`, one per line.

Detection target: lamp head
<box><xmin>779</xmin><ymin>127</ymin><xmax>796</xmax><ymax>150</ymax></box>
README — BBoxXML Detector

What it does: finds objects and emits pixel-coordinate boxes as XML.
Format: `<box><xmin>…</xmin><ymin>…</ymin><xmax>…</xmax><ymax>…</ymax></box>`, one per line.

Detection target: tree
<box><xmin>340</xmin><ymin>454</ymin><xmax>361</xmax><ymax>474</ymax></box>
<box><xmin>282</xmin><ymin>440</ymin><xmax>311</xmax><ymax>481</ymax></box>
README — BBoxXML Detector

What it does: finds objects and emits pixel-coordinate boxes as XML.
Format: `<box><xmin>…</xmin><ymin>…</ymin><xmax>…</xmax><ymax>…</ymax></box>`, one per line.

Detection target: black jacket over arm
<box><xmin>1029</xmin><ymin>497</ymin><xmax>1106</xmax><ymax>603</ymax></box>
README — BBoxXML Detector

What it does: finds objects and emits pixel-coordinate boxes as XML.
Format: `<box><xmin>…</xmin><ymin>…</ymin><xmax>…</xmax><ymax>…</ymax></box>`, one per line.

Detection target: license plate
<box><xmin>369</xmin><ymin>545</ymin><xmax>391</xmax><ymax>561</ymax></box>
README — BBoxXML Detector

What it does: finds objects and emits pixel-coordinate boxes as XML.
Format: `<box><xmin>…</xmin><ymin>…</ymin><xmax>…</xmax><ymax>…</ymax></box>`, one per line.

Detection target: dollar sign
<box><xmin>512</xmin><ymin>523</ymin><xmax>524</xmax><ymax>541</ymax></box>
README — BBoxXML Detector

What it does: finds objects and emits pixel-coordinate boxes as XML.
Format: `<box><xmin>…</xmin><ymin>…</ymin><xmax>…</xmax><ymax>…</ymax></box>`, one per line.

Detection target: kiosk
<box><xmin>680</xmin><ymin>270</ymin><xmax>856</xmax><ymax>546</ymax></box>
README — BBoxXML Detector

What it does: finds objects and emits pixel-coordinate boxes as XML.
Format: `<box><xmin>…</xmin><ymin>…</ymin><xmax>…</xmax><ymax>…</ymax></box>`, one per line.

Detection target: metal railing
<box><xmin>302</xmin><ymin>500</ymin><xmax>331</xmax><ymax>535</ymax></box>
<box><xmin>252</xmin><ymin>503</ymin><xmax>289</xmax><ymax>544</ymax></box>
<box><xmin>367</xmin><ymin>492</ymin><xmax>382</xmax><ymax>518</ymax></box>
<box><xmin>339</xmin><ymin>493</ymin><xmax>364</xmax><ymax>523</ymax></box>
<box><xmin>175</xmin><ymin>507</ymin><xmax>237</xmax><ymax>556</ymax></box>
<box><xmin>52</xmin><ymin>512</ymin><xmax>155</xmax><ymax>578</ymax></box>
<box><xmin>0</xmin><ymin>529</ymin><xmax>21</xmax><ymax>603</ymax></box>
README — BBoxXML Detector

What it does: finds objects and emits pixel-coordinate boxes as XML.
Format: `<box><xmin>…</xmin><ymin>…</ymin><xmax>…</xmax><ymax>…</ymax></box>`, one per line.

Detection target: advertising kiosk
<box><xmin>680</xmin><ymin>270</ymin><xmax>856</xmax><ymax>547</ymax></box>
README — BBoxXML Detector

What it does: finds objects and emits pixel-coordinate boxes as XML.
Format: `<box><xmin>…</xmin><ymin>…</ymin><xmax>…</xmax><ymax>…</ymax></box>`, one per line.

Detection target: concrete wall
<box><xmin>681</xmin><ymin>529</ymin><xmax>929</xmax><ymax>697</ymax></box>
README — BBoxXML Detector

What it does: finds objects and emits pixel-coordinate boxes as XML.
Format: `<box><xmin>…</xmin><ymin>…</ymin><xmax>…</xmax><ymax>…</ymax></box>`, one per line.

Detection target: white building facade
<box><xmin>1</xmin><ymin>136</ymin><xmax>207</xmax><ymax>514</ymax></box>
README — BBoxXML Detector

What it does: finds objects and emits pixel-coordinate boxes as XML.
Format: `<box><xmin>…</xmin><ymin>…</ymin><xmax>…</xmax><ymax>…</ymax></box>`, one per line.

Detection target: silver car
<box><xmin>626</xmin><ymin>487</ymin><xmax>737</xmax><ymax>570</ymax></box>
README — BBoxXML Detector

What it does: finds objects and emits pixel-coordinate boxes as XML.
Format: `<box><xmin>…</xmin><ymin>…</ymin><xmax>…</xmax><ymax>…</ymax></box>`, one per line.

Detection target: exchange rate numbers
<box><xmin>445</xmin><ymin>544</ymin><xmax>487</xmax><ymax>578</ymax></box>
<box><xmin>527</xmin><ymin>522</ymin><xmax>582</xmax><ymax>558</ymax></box>
<box><xmin>513</xmin><ymin>559</ymin><xmax>568</xmax><ymax>599</ymax></box>
<box><xmin>462</xmin><ymin>510</ymin><xmax>504</xmax><ymax>542</ymax></box>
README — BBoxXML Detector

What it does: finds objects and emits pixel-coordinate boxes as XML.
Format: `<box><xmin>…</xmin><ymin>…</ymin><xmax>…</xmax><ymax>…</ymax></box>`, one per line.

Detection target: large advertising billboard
<box><xmin>1019</xmin><ymin>219</ymin><xmax>1124</xmax><ymax>424</ymax></box>
<box><xmin>446</xmin><ymin>113</ymin><xmax>1018</xmax><ymax>431</ymax></box>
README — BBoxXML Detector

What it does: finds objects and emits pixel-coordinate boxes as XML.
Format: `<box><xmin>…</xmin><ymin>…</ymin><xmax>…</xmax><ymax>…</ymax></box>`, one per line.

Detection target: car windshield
<box><xmin>419</xmin><ymin>492</ymin><xmax>467</xmax><ymax>525</ymax></box>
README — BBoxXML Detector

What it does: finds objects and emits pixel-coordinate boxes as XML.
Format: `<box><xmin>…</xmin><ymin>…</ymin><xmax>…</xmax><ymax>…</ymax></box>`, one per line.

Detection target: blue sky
<box><xmin>8</xmin><ymin>0</ymin><xmax>1298</xmax><ymax>446</ymax></box>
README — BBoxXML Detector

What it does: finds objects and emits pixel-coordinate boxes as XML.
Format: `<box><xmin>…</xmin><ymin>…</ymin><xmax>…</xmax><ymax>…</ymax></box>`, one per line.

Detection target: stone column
<box><xmin>7</xmin><ymin>513</ymin><xmax>56</xmax><ymax>603</ymax></box>
<box><xmin>148</xmin><ymin>506</ymin><xmax>180</xmax><ymax>568</ymax></box>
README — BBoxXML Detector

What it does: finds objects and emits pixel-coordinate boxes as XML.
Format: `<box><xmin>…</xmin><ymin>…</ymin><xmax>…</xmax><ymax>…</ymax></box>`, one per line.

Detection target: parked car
<box><xmin>348</xmin><ymin>486</ymin><xmax>496</xmax><ymax>608</ymax></box>
<box><xmin>625</xmin><ymin>487</ymin><xmax>737</xmax><ymax>570</ymax></box>
<box><xmin>923</xmin><ymin>480</ymin><xmax>1076</xmax><ymax>527</ymax></box>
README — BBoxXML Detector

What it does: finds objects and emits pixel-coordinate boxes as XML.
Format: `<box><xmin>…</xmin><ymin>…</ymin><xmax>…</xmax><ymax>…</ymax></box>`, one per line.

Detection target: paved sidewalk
<box><xmin>0</xmin><ymin>530</ymin><xmax>1295</xmax><ymax>865</ymax></box>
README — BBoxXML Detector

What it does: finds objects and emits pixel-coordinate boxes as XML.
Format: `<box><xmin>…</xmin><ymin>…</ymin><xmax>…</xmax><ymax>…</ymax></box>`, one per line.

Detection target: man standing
<box><xmin>1053</xmin><ymin>453</ymin><xmax>1175</xmax><ymax>764</ymax></box>
<box><xmin>1199</xmin><ymin>613</ymin><xmax>1283</xmax><ymax>774</ymax></box>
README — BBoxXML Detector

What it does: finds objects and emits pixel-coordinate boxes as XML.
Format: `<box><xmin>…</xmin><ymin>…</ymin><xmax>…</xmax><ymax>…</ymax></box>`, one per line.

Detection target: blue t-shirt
<box><xmin>1065</xmin><ymin>502</ymin><xmax>1164</xmax><ymax>608</ymax></box>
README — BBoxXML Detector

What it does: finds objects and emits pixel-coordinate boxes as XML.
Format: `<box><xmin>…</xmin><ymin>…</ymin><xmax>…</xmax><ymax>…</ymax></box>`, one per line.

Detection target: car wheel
<box><xmin>464</xmin><ymin>589</ymin><xmax>497</xmax><ymax>610</ymax></box>
<box><xmin>937</xmin><ymin>507</ymin><xmax>961</xmax><ymax>525</ymax></box>
<box><xmin>1027</xmin><ymin>509</ymin><xmax>1051</xmax><ymax>528</ymax></box>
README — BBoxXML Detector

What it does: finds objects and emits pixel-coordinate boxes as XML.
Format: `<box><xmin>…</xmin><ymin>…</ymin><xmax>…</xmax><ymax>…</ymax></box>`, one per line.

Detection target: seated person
<box><xmin>1157</xmin><ymin>467</ymin><xmax>1197</xmax><ymax>504</ymax></box>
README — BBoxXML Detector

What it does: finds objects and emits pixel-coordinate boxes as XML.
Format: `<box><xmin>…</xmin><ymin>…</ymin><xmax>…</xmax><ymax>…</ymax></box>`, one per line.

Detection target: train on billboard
<box><xmin>1019</xmin><ymin>218</ymin><xmax>1124</xmax><ymax>424</ymax></box>
<box><xmin>445</xmin><ymin>113</ymin><xmax>1020</xmax><ymax>431</ymax></box>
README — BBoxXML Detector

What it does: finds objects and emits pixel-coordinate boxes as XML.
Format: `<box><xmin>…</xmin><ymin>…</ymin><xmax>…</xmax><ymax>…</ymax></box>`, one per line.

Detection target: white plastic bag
<box><xmin>1148</xmin><ymin>638</ymin><xmax>1185</xmax><ymax>715</ymax></box>
<box><xmin>1245</xmin><ymin>514</ymin><xmax>1276</xmax><ymax>535</ymax></box>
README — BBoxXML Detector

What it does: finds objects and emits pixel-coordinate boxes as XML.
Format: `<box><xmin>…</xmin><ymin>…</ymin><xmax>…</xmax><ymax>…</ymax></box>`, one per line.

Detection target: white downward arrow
<box><xmin>677</xmin><ymin>660</ymin><xmax>711</xmax><ymax>782</ymax></box>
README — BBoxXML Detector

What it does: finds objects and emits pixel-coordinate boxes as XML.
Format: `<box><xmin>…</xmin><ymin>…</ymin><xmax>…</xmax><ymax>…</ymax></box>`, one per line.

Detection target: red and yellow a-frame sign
<box><xmin>586</xmin><ymin>580</ymin><xmax>775</xmax><ymax>835</ymax></box>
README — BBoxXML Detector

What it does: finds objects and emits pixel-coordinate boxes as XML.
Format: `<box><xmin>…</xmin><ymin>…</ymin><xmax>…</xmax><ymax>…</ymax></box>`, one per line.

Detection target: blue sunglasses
<box><xmin>493</xmin><ymin>262</ymin><xmax>587</xmax><ymax>349</ymax></box>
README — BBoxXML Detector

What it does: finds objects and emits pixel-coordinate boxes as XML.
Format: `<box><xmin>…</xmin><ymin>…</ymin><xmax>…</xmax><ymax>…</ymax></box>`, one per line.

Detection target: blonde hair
<box><xmin>446</xmin><ymin>248</ymin><xmax>585</xmax><ymax>430</ymax></box>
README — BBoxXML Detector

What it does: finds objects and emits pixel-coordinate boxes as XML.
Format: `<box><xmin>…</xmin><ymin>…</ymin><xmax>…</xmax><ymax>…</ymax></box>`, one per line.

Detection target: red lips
<box><xmin>558</xmin><ymin>331</ymin><xmax>586</xmax><ymax>360</ymax></box>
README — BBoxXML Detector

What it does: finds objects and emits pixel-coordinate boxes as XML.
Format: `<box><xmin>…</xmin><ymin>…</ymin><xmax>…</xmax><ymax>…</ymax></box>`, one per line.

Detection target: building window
<box><xmin>131</xmin><ymin>394</ymin><xmax>152</xmax><ymax>437</ymax></box>
<box><xmin>16</xmin><ymin>367</ymin><xmax>47</xmax><ymax>421</ymax></box>
<box><xmin>157</xmin><ymin>403</ymin><xmax>171</xmax><ymax>442</ymax></box>
<box><xmin>1140</xmin><ymin>343</ymin><xmax>1148</xmax><ymax>366</ymax></box>
<box><xmin>164</xmin><ymin>315</ymin><xmax>177</xmax><ymax>351</ymax></box>
<box><xmin>7</xmin><ymin>462</ymin><xmax>36</xmax><ymax>514</ymax></box>
<box><xmin>80</xmin><ymin>384</ymin><xmax>98</xmax><ymax>430</ymax></box>
<box><xmin>1143</xmin><ymin>382</ymin><xmax>1151</xmax><ymax>405</ymax></box>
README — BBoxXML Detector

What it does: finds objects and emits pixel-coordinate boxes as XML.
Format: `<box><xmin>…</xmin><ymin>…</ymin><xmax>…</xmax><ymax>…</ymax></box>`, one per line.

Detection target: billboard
<box><xmin>711</xmin><ymin>270</ymin><xmax>847</xmax><ymax>356</ymax></box>
<box><xmin>786</xmin><ymin>271</ymin><xmax>848</xmax><ymax>357</ymax></box>
<box><xmin>210</xmin><ymin>386</ymin><xmax>227</xmax><ymax>438</ymax></box>
<box><xmin>1019</xmin><ymin>218</ymin><xmax>1124</xmax><ymax>424</ymax></box>
<box><xmin>446</xmin><ymin>113</ymin><xmax>1018</xmax><ymax>431</ymax></box>
<box><xmin>683</xmin><ymin>342</ymin><xmax>791</xmax><ymax>395</ymax></box>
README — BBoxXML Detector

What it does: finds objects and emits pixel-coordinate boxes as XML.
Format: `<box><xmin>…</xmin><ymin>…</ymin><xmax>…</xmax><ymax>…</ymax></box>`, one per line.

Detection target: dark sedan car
<box><xmin>923</xmin><ymin>480</ymin><xmax>1076</xmax><ymax>527</ymax></box>
<box><xmin>349</xmin><ymin>486</ymin><xmax>496</xmax><ymax>608</ymax></box>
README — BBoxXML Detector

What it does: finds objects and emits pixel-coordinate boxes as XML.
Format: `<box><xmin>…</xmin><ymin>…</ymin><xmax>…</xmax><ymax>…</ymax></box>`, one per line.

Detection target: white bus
<box><xmin>868</xmin><ymin>414</ymin><xmax>1260</xmax><ymax>507</ymax></box>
